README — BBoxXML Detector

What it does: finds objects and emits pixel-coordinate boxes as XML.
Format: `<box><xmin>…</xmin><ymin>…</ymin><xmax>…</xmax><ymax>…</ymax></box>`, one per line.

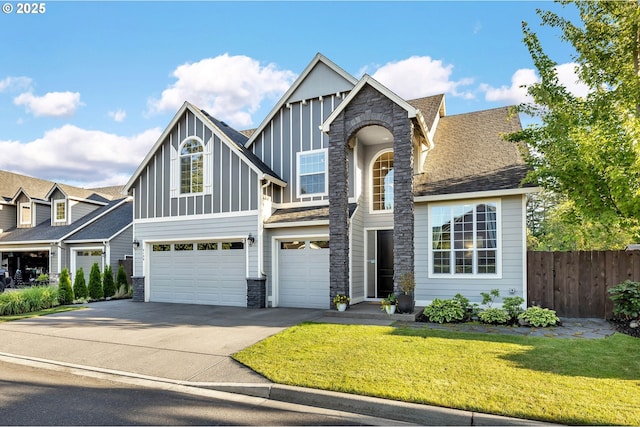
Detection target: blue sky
<box><xmin>0</xmin><ymin>1</ymin><xmax>582</xmax><ymax>187</ymax></box>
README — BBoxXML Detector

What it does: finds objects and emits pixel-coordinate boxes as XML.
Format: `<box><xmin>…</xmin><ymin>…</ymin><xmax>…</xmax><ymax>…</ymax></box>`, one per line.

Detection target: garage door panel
<box><xmin>278</xmin><ymin>240</ymin><xmax>329</xmax><ymax>309</ymax></box>
<box><xmin>149</xmin><ymin>242</ymin><xmax>246</xmax><ymax>307</ymax></box>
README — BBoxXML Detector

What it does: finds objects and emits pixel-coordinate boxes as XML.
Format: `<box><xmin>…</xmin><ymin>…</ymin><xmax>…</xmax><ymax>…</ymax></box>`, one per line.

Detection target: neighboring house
<box><xmin>125</xmin><ymin>53</ymin><xmax>537</xmax><ymax>309</ymax></box>
<box><xmin>0</xmin><ymin>170</ymin><xmax>133</xmax><ymax>284</ymax></box>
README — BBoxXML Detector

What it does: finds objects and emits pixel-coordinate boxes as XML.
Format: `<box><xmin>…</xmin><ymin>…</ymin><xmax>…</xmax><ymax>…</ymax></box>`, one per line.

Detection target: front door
<box><xmin>376</xmin><ymin>230</ymin><xmax>394</xmax><ymax>298</ymax></box>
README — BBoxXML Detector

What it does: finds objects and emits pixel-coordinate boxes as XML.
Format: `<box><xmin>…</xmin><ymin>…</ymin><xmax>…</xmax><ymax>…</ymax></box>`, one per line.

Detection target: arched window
<box><xmin>180</xmin><ymin>138</ymin><xmax>204</xmax><ymax>193</ymax></box>
<box><xmin>372</xmin><ymin>151</ymin><xmax>394</xmax><ymax>211</ymax></box>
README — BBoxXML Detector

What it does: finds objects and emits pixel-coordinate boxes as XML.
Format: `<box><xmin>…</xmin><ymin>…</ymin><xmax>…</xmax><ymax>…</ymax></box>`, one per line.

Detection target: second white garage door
<box><xmin>148</xmin><ymin>241</ymin><xmax>246</xmax><ymax>306</ymax></box>
<box><xmin>278</xmin><ymin>239</ymin><xmax>330</xmax><ymax>309</ymax></box>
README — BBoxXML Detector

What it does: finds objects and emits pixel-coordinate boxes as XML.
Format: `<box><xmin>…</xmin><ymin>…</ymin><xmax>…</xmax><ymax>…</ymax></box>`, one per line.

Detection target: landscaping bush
<box><xmin>102</xmin><ymin>265</ymin><xmax>115</xmax><ymax>298</ymax></box>
<box><xmin>88</xmin><ymin>263</ymin><xmax>103</xmax><ymax>300</ymax></box>
<box><xmin>0</xmin><ymin>286</ymin><xmax>59</xmax><ymax>316</ymax></box>
<box><xmin>57</xmin><ymin>268</ymin><xmax>74</xmax><ymax>305</ymax></box>
<box><xmin>423</xmin><ymin>298</ymin><xmax>466</xmax><ymax>323</ymax></box>
<box><xmin>116</xmin><ymin>265</ymin><xmax>129</xmax><ymax>293</ymax></box>
<box><xmin>608</xmin><ymin>280</ymin><xmax>640</xmax><ymax>320</ymax></box>
<box><xmin>73</xmin><ymin>267</ymin><xmax>88</xmax><ymax>300</ymax></box>
<box><xmin>478</xmin><ymin>307</ymin><xmax>511</xmax><ymax>325</ymax></box>
<box><xmin>518</xmin><ymin>306</ymin><xmax>560</xmax><ymax>327</ymax></box>
<box><xmin>503</xmin><ymin>296</ymin><xmax>525</xmax><ymax>320</ymax></box>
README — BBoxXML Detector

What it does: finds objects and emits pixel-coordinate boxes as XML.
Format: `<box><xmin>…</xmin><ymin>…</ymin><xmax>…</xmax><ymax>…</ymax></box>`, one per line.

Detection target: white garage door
<box><xmin>278</xmin><ymin>239</ymin><xmax>330</xmax><ymax>309</ymax></box>
<box><xmin>149</xmin><ymin>241</ymin><xmax>246</xmax><ymax>306</ymax></box>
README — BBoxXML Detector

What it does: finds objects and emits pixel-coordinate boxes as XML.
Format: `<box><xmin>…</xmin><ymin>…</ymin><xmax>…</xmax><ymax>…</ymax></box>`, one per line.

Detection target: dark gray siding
<box><xmin>251</xmin><ymin>94</ymin><xmax>346</xmax><ymax>205</ymax></box>
<box><xmin>70</xmin><ymin>201</ymin><xmax>100</xmax><ymax>223</ymax></box>
<box><xmin>0</xmin><ymin>204</ymin><xmax>16</xmax><ymax>232</ymax></box>
<box><xmin>132</xmin><ymin>109</ymin><xmax>259</xmax><ymax>220</ymax></box>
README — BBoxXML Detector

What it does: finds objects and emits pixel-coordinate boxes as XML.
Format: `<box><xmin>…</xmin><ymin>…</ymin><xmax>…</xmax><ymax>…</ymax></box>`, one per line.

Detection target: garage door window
<box><xmin>174</xmin><ymin>243</ymin><xmax>193</xmax><ymax>251</ymax></box>
<box><xmin>78</xmin><ymin>250</ymin><xmax>103</xmax><ymax>256</ymax></box>
<box><xmin>280</xmin><ymin>240</ymin><xmax>329</xmax><ymax>250</ymax></box>
<box><xmin>222</xmin><ymin>241</ymin><xmax>244</xmax><ymax>250</ymax></box>
<box><xmin>153</xmin><ymin>244</ymin><xmax>171</xmax><ymax>252</ymax></box>
<box><xmin>198</xmin><ymin>242</ymin><xmax>218</xmax><ymax>250</ymax></box>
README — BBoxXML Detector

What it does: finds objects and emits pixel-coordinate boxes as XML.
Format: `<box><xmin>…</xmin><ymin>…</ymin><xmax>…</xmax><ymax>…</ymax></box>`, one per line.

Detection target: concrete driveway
<box><xmin>0</xmin><ymin>299</ymin><xmax>326</xmax><ymax>383</ymax></box>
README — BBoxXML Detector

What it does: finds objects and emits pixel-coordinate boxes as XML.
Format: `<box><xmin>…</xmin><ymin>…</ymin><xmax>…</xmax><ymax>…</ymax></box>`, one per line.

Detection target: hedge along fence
<box><xmin>0</xmin><ymin>286</ymin><xmax>59</xmax><ymax>316</ymax></box>
<box><xmin>527</xmin><ymin>250</ymin><xmax>640</xmax><ymax>319</ymax></box>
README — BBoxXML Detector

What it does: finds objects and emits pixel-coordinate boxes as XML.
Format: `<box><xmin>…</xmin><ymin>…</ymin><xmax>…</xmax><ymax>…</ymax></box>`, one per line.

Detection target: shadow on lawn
<box><xmin>391</xmin><ymin>326</ymin><xmax>640</xmax><ymax>381</ymax></box>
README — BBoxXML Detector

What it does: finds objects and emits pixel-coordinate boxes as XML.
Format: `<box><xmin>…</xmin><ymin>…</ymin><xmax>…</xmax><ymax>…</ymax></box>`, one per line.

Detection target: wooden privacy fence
<box><xmin>527</xmin><ymin>250</ymin><xmax>640</xmax><ymax>319</ymax></box>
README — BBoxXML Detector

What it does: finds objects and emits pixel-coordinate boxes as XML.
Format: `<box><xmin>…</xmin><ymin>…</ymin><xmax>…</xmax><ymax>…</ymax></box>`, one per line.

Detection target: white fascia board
<box><xmin>124</xmin><ymin>101</ymin><xmax>191</xmax><ymax>192</ymax></box>
<box><xmin>246</xmin><ymin>53</ymin><xmax>358</xmax><ymax>149</ymax></box>
<box><xmin>321</xmin><ymin>75</ymin><xmax>418</xmax><ymax>133</ymax></box>
<box><xmin>414</xmin><ymin>186</ymin><xmax>541</xmax><ymax>203</ymax></box>
<box><xmin>264</xmin><ymin>220</ymin><xmax>329</xmax><ymax>229</ymax></box>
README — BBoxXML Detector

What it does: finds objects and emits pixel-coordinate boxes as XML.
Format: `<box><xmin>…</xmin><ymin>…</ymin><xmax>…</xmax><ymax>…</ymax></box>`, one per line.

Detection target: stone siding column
<box><xmin>132</xmin><ymin>276</ymin><xmax>145</xmax><ymax>302</ymax></box>
<box><xmin>328</xmin><ymin>120</ymin><xmax>350</xmax><ymax>307</ymax></box>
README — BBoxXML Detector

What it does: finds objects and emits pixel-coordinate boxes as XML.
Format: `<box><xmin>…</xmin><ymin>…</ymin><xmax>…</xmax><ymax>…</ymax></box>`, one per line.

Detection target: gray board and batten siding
<box><xmin>132</xmin><ymin>109</ymin><xmax>260</xmax><ymax>221</ymax></box>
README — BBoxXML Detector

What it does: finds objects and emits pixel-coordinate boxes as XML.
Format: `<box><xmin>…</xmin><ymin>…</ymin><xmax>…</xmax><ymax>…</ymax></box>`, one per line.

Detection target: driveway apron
<box><xmin>0</xmin><ymin>299</ymin><xmax>326</xmax><ymax>383</ymax></box>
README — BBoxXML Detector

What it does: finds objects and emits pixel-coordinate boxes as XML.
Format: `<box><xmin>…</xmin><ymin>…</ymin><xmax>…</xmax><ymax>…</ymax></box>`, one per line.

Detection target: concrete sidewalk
<box><xmin>0</xmin><ymin>300</ymin><xmax>550</xmax><ymax>425</ymax></box>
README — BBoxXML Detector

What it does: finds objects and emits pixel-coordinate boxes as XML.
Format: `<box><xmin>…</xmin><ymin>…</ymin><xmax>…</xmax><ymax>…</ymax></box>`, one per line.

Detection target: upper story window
<box><xmin>54</xmin><ymin>200</ymin><xmax>66</xmax><ymax>223</ymax></box>
<box><xmin>372</xmin><ymin>151</ymin><xmax>394</xmax><ymax>211</ymax></box>
<box><xmin>430</xmin><ymin>201</ymin><xmax>500</xmax><ymax>276</ymax></box>
<box><xmin>297</xmin><ymin>149</ymin><xmax>327</xmax><ymax>197</ymax></box>
<box><xmin>180</xmin><ymin>138</ymin><xmax>204</xmax><ymax>194</ymax></box>
<box><xmin>19</xmin><ymin>203</ymin><xmax>31</xmax><ymax>225</ymax></box>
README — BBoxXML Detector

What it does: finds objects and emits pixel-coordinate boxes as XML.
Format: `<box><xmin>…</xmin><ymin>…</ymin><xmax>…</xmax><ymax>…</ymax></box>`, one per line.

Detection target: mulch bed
<box><xmin>611</xmin><ymin>319</ymin><xmax>640</xmax><ymax>338</ymax></box>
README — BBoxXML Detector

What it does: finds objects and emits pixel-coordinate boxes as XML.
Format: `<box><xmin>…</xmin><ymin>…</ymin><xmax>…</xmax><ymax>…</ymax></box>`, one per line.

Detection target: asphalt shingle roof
<box><xmin>414</xmin><ymin>106</ymin><xmax>532</xmax><ymax>197</ymax></box>
<box><xmin>265</xmin><ymin>203</ymin><xmax>357</xmax><ymax>224</ymax></box>
<box><xmin>0</xmin><ymin>198</ymin><xmax>128</xmax><ymax>243</ymax></box>
<box><xmin>65</xmin><ymin>200</ymin><xmax>132</xmax><ymax>241</ymax></box>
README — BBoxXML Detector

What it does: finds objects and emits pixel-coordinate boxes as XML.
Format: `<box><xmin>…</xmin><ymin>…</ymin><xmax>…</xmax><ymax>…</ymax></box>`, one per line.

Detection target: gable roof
<box><xmin>414</xmin><ymin>106</ymin><xmax>534</xmax><ymax>198</ymax></box>
<box><xmin>65</xmin><ymin>199</ymin><xmax>132</xmax><ymax>242</ymax></box>
<box><xmin>245</xmin><ymin>53</ymin><xmax>358</xmax><ymax>149</ymax></box>
<box><xmin>407</xmin><ymin>94</ymin><xmax>445</xmax><ymax>131</ymax></box>
<box><xmin>0</xmin><ymin>170</ymin><xmax>56</xmax><ymax>202</ymax></box>
<box><xmin>0</xmin><ymin>197</ymin><xmax>130</xmax><ymax>244</ymax></box>
<box><xmin>46</xmin><ymin>183</ymin><xmax>111</xmax><ymax>204</ymax></box>
<box><xmin>124</xmin><ymin>102</ymin><xmax>285</xmax><ymax>192</ymax></box>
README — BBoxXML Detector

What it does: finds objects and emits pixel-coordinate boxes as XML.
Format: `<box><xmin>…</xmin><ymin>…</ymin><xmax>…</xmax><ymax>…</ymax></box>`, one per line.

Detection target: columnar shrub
<box><xmin>73</xmin><ymin>268</ymin><xmax>88</xmax><ymax>300</ymax></box>
<box><xmin>116</xmin><ymin>265</ymin><xmax>129</xmax><ymax>293</ymax></box>
<box><xmin>102</xmin><ymin>265</ymin><xmax>115</xmax><ymax>298</ymax></box>
<box><xmin>57</xmin><ymin>268</ymin><xmax>74</xmax><ymax>305</ymax></box>
<box><xmin>88</xmin><ymin>263</ymin><xmax>104</xmax><ymax>300</ymax></box>
<box><xmin>608</xmin><ymin>280</ymin><xmax>640</xmax><ymax>320</ymax></box>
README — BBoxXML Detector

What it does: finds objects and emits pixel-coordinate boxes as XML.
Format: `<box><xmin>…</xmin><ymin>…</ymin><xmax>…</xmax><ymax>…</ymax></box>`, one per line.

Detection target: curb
<box><xmin>0</xmin><ymin>352</ymin><xmax>551</xmax><ymax>426</ymax></box>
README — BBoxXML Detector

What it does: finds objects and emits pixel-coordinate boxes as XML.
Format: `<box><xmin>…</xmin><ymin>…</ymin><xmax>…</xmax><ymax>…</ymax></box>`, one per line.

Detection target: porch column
<box><xmin>328</xmin><ymin>120</ymin><xmax>350</xmax><ymax>307</ymax></box>
<box><xmin>392</xmin><ymin>108</ymin><xmax>415</xmax><ymax>289</ymax></box>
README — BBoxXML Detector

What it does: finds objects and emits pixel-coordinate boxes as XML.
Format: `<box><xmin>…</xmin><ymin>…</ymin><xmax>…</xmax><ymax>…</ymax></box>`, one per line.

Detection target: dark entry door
<box><xmin>376</xmin><ymin>230</ymin><xmax>394</xmax><ymax>298</ymax></box>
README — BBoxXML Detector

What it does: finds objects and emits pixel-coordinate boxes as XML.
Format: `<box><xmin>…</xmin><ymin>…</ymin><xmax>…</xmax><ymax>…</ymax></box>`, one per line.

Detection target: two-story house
<box><xmin>0</xmin><ymin>170</ymin><xmax>133</xmax><ymax>285</ymax></box>
<box><xmin>125</xmin><ymin>53</ymin><xmax>537</xmax><ymax>309</ymax></box>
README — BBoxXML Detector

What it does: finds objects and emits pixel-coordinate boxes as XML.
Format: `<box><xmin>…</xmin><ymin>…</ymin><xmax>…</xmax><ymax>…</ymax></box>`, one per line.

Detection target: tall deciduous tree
<box><xmin>508</xmin><ymin>0</ymin><xmax>640</xmax><ymax>242</ymax></box>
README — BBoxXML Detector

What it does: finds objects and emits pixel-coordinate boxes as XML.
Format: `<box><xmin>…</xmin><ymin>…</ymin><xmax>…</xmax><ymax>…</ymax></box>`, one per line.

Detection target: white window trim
<box><xmin>369</xmin><ymin>148</ymin><xmax>394</xmax><ymax>214</ymax></box>
<box><xmin>296</xmin><ymin>148</ymin><xmax>328</xmax><ymax>199</ymax></box>
<box><xmin>19</xmin><ymin>202</ymin><xmax>32</xmax><ymax>225</ymax></box>
<box><xmin>172</xmin><ymin>136</ymin><xmax>209</xmax><ymax>197</ymax></box>
<box><xmin>54</xmin><ymin>200</ymin><xmax>66</xmax><ymax>223</ymax></box>
<box><xmin>427</xmin><ymin>199</ymin><xmax>502</xmax><ymax>279</ymax></box>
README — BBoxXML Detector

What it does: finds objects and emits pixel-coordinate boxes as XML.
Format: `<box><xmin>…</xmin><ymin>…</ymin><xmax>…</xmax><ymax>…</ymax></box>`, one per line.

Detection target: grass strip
<box><xmin>0</xmin><ymin>305</ymin><xmax>83</xmax><ymax>322</ymax></box>
<box><xmin>234</xmin><ymin>322</ymin><xmax>640</xmax><ymax>425</ymax></box>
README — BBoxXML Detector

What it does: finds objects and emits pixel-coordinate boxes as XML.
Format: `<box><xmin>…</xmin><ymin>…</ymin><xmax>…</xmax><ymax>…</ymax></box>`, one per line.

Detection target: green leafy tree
<box><xmin>116</xmin><ymin>265</ymin><xmax>129</xmax><ymax>293</ymax></box>
<box><xmin>102</xmin><ymin>265</ymin><xmax>116</xmax><ymax>298</ymax></box>
<box><xmin>88</xmin><ymin>263</ymin><xmax>104</xmax><ymax>300</ymax></box>
<box><xmin>508</xmin><ymin>1</ymin><xmax>640</xmax><ymax>241</ymax></box>
<box><xmin>57</xmin><ymin>268</ymin><xmax>74</xmax><ymax>305</ymax></box>
<box><xmin>73</xmin><ymin>267</ymin><xmax>88</xmax><ymax>300</ymax></box>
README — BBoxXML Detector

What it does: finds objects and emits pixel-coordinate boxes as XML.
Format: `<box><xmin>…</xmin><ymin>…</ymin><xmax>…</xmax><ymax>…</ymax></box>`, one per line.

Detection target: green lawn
<box><xmin>233</xmin><ymin>322</ymin><xmax>640</xmax><ymax>425</ymax></box>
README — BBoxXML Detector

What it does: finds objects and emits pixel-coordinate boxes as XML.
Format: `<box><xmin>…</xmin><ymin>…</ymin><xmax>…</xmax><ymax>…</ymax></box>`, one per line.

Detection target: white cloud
<box><xmin>371</xmin><ymin>56</ymin><xmax>475</xmax><ymax>101</ymax></box>
<box><xmin>480</xmin><ymin>62</ymin><xmax>590</xmax><ymax>105</ymax></box>
<box><xmin>13</xmin><ymin>91</ymin><xmax>83</xmax><ymax>117</ymax></box>
<box><xmin>109</xmin><ymin>109</ymin><xmax>126</xmax><ymax>122</ymax></box>
<box><xmin>0</xmin><ymin>76</ymin><xmax>33</xmax><ymax>93</ymax></box>
<box><xmin>0</xmin><ymin>125</ymin><xmax>161</xmax><ymax>187</ymax></box>
<box><xmin>147</xmin><ymin>53</ymin><xmax>296</xmax><ymax>128</ymax></box>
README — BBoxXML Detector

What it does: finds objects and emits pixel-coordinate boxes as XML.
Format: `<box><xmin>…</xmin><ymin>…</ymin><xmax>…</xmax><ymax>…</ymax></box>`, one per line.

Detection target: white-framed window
<box><xmin>297</xmin><ymin>149</ymin><xmax>327</xmax><ymax>198</ymax></box>
<box><xmin>371</xmin><ymin>150</ymin><xmax>394</xmax><ymax>211</ymax></box>
<box><xmin>180</xmin><ymin>138</ymin><xmax>204</xmax><ymax>194</ymax></box>
<box><xmin>19</xmin><ymin>203</ymin><xmax>31</xmax><ymax>225</ymax></box>
<box><xmin>54</xmin><ymin>200</ymin><xmax>66</xmax><ymax>223</ymax></box>
<box><xmin>429</xmin><ymin>201</ymin><xmax>500</xmax><ymax>277</ymax></box>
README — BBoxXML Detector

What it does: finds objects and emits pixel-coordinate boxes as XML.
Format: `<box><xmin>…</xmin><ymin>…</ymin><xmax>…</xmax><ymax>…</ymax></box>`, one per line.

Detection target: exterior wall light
<box><xmin>247</xmin><ymin>233</ymin><xmax>255</xmax><ymax>246</ymax></box>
